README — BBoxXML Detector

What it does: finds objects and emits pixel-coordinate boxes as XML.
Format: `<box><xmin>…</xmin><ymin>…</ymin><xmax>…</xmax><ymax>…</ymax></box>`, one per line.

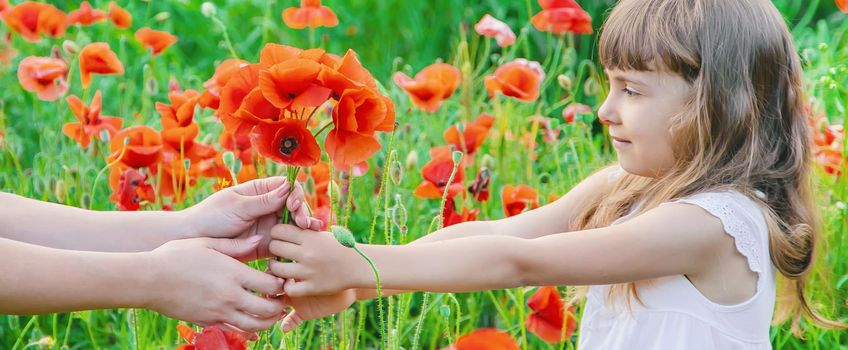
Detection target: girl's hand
<box><xmin>273</xmin><ymin>286</ymin><xmax>358</xmax><ymax>333</ymax></box>
<box><xmin>143</xmin><ymin>236</ymin><xmax>287</xmax><ymax>333</ymax></box>
<box><xmin>268</xmin><ymin>224</ymin><xmax>368</xmax><ymax>297</ymax></box>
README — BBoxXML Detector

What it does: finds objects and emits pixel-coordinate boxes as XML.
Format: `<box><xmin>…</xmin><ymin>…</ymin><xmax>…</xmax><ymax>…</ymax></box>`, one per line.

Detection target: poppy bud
<box><xmin>62</xmin><ymin>40</ymin><xmax>79</xmax><ymax>56</ymax></box>
<box><xmin>183</xmin><ymin>159</ymin><xmax>191</xmax><ymax>171</ymax></box>
<box><xmin>583</xmin><ymin>77</ymin><xmax>599</xmax><ymax>96</ymax></box>
<box><xmin>168</xmin><ymin>76</ymin><xmax>181</xmax><ymax>93</ymax></box>
<box><xmin>389</xmin><ymin>150</ymin><xmax>402</xmax><ymax>185</ymax></box>
<box><xmin>440</xmin><ymin>304</ymin><xmax>451</xmax><ymax>318</ymax></box>
<box><xmin>451</xmin><ymin>151</ymin><xmax>463</xmax><ymax>164</ymax></box>
<box><xmin>53</xmin><ymin>180</ymin><xmax>66</xmax><ymax>203</ymax></box>
<box><xmin>35</xmin><ymin>336</ymin><xmax>55</xmax><ymax>349</ymax></box>
<box><xmin>331</xmin><ymin>225</ymin><xmax>356</xmax><ymax>248</ymax></box>
<box><xmin>405</xmin><ymin>150</ymin><xmax>418</xmax><ymax>170</ymax></box>
<box><xmin>201</xmin><ymin>2</ymin><xmax>217</xmax><ymax>18</ymax></box>
<box><xmin>481</xmin><ymin>154</ymin><xmax>495</xmax><ymax>170</ymax></box>
<box><xmin>145</xmin><ymin>77</ymin><xmax>158</xmax><ymax>94</ymax></box>
<box><xmin>153</xmin><ymin>12</ymin><xmax>170</xmax><ymax>22</ymax></box>
<box><xmin>391</xmin><ymin>194</ymin><xmax>407</xmax><ymax>231</ymax></box>
<box><xmin>100</xmin><ymin>129</ymin><xmax>111</xmax><ymax>143</ymax></box>
<box><xmin>557</xmin><ymin>74</ymin><xmax>572</xmax><ymax>90</ymax></box>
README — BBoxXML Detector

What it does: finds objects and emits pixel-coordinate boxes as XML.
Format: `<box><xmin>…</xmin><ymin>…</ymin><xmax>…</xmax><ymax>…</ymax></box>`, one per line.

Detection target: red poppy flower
<box><xmin>176</xmin><ymin>324</ymin><xmax>247</xmax><ymax>350</ymax></box>
<box><xmin>282</xmin><ymin>0</ymin><xmax>339</xmax><ymax>29</ymax></box>
<box><xmin>442</xmin><ymin>199</ymin><xmax>479</xmax><ymax>227</ymax></box>
<box><xmin>17</xmin><ymin>56</ymin><xmax>68</xmax><ymax>101</ymax></box>
<box><xmin>67</xmin><ymin>1</ymin><xmax>107</xmax><ymax>26</ymax></box>
<box><xmin>63</xmin><ymin>91</ymin><xmax>122</xmax><ymax>148</ymax></box>
<box><xmin>199</xmin><ymin>59</ymin><xmax>247</xmax><ymax>110</ymax></box>
<box><xmin>531</xmin><ymin>0</ymin><xmax>592</xmax><ymax>35</ymax></box>
<box><xmin>838</xmin><ymin>0</ymin><xmax>848</xmax><ymax>12</ymax></box>
<box><xmin>485</xmin><ymin>59</ymin><xmax>545</xmax><ymax>102</ymax></box>
<box><xmin>529</xmin><ymin>115</ymin><xmax>559</xmax><ymax>144</ymax></box>
<box><xmin>501</xmin><ymin>184</ymin><xmax>539</xmax><ymax>217</ymax></box>
<box><xmin>562</xmin><ymin>103</ymin><xmax>591</xmax><ymax>123</ymax></box>
<box><xmin>1</xmin><ymin>2</ymin><xmax>66</xmax><ymax>42</ymax></box>
<box><xmin>468</xmin><ymin>167</ymin><xmax>491</xmax><ymax>202</ymax></box>
<box><xmin>251</xmin><ymin>119</ymin><xmax>321</xmax><ymax>167</ymax></box>
<box><xmin>108</xmin><ymin>125</ymin><xmax>163</xmax><ymax>169</ymax></box>
<box><xmin>444</xmin><ymin>113</ymin><xmax>495</xmax><ymax>155</ymax></box>
<box><xmin>135</xmin><ymin>27</ymin><xmax>177</xmax><ymax>56</ymax></box>
<box><xmin>393</xmin><ymin>63</ymin><xmax>462</xmax><ymax>112</ymax></box>
<box><xmin>109</xmin><ymin>168</ymin><xmax>155</xmax><ymax>211</ymax></box>
<box><xmin>79</xmin><ymin>42</ymin><xmax>125</xmax><ymax>88</ymax></box>
<box><xmin>233</xmin><ymin>87</ymin><xmax>285</xmax><ymax>125</ymax></box>
<box><xmin>474</xmin><ymin>14</ymin><xmax>516</xmax><ymax>47</ymax></box>
<box><xmin>0</xmin><ymin>0</ymin><xmax>10</xmax><ymax>13</ymax></box>
<box><xmin>441</xmin><ymin>328</ymin><xmax>519</xmax><ymax>350</ymax></box>
<box><xmin>318</xmin><ymin>49</ymin><xmax>379</xmax><ymax>97</ymax></box>
<box><xmin>218</xmin><ymin>64</ymin><xmax>261</xmax><ymax>133</ymax></box>
<box><xmin>324</xmin><ymin>87</ymin><xmax>394</xmax><ymax>166</ymax></box>
<box><xmin>108</xmin><ymin>2</ymin><xmax>132</xmax><ymax>29</ymax></box>
<box><xmin>258</xmin><ymin>58</ymin><xmax>331</xmax><ymax>110</ymax></box>
<box><xmin>414</xmin><ymin>146</ymin><xmax>465</xmax><ymax>199</ymax></box>
<box><xmin>526</xmin><ymin>286</ymin><xmax>577</xmax><ymax>343</ymax></box>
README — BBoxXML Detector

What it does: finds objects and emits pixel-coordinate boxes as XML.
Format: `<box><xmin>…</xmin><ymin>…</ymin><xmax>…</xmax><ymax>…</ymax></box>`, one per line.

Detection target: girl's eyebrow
<box><xmin>604</xmin><ymin>69</ymin><xmax>650</xmax><ymax>87</ymax></box>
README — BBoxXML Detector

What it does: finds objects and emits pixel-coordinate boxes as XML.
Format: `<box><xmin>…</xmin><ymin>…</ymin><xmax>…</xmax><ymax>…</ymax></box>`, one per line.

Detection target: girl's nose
<box><xmin>597</xmin><ymin>99</ymin><xmax>620</xmax><ymax>125</ymax></box>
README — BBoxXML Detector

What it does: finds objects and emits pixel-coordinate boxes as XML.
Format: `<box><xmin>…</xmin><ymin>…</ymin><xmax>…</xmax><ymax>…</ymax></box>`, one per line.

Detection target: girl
<box><xmin>268</xmin><ymin>0</ymin><xmax>847</xmax><ymax>347</ymax></box>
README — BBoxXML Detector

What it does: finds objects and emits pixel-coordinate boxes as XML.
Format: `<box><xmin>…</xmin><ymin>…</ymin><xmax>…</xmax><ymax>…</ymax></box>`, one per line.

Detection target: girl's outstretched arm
<box><xmin>270</xmin><ymin>201</ymin><xmax>730</xmax><ymax>296</ymax></box>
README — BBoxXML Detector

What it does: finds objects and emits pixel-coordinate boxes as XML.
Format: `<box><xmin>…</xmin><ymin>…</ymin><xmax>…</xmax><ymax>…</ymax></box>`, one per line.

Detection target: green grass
<box><xmin>1</xmin><ymin>0</ymin><xmax>847</xmax><ymax>349</ymax></box>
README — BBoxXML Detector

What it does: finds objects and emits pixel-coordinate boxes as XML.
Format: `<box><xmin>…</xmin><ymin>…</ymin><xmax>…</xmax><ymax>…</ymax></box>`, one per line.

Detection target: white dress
<box><xmin>577</xmin><ymin>172</ymin><xmax>776</xmax><ymax>349</ymax></box>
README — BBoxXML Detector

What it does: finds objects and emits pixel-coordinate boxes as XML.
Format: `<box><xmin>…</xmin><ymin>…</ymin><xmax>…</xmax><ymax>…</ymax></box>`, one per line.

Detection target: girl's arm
<box><xmin>409</xmin><ymin>165</ymin><xmax>619</xmax><ymax>244</ymax></box>
<box><xmin>0</xmin><ymin>236</ymin><xmax>286</xmax><ymax>333</ymax></box>
<box><xmin>0</xmin><ymin>177</ymin><xmax>296</xmax><ymax>253</ymax></box>
<box><xmin>270</xmin><ymin>201</ymin><xmax>730</xmax><ymax>296</ymax></box>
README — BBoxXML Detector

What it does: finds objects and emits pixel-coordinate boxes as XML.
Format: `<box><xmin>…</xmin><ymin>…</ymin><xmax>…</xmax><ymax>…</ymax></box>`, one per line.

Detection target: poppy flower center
<box><xmin>279</xmin><ymin>136</ymin><xmax>299</xmax><ymax>156</ymax></box>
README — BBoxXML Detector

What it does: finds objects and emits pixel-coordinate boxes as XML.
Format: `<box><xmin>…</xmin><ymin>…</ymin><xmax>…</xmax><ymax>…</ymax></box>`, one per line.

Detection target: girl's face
<box><xmin>598</xmin><ymin>68</ymin><xmax>692</xmax><ymax>177</ymax></box>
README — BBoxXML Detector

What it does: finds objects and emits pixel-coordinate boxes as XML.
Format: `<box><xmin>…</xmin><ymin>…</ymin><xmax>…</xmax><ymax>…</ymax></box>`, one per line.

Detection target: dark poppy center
<box><xmin>279</xmin><ymin>136</ymin><xmax>299</xmax><ymax>156</ymax></box>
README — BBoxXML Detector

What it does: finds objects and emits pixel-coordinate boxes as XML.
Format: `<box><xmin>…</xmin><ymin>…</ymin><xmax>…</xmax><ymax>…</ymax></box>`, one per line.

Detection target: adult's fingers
<box><xmin>240</xmin><ymin>267</ymin><xmax>285</xmax><ymax>296</ymax></box>
<box><xmin>270</xmin><ymin>224</ymin><xmax>306</xmax><ymax>244</ymax></box>
<box><xmin>286</xmin><ymin>183</ymin><xmax>306</xmax><ymax>212</ymax></box>
<box><xmin>231</xmin><ymin>176</ymin><xmax>287</xmax><ymax>196</ymax></box>
<box><xmin>224</xmin><ymin>311</ymin><xmax>279</xmax><ymax>333</ymax></box>
<box><xmin>236</xmin><ymin>182</ymin><xmax>289</xmax><ymax>218</ymax></box>
<box><xmin>238</xmin><ymin>292</ymin><xmax>285</xmax><ymax>319</ymax></box>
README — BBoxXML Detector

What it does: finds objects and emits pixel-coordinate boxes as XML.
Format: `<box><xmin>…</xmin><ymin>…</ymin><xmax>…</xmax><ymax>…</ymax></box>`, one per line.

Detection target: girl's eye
<box><xmin>621</xmin><ymin>87</ymin><xmax>638</xmax><ymax>97</ymax></box>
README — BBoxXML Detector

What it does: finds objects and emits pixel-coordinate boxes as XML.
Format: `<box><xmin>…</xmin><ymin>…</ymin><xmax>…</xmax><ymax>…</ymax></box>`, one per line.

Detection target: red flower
<box><xmin>218</xmin><ymin>64</ymin><xmax>261</xmax><ymax>133</ymax></box>
<box><xmin>79</xmin><ymin>42</ymin><xmax>125</xmax><ymax>88</ymax></box>
<box><xmin>474</xmin><ymin>14</ymin><xmax>516</xmax><ymax>47</ymax></box>
<box><xmin>282</xmin><ymin>0</ymin><xmax>338</xmax><ymax>29</ymax></box>
<box><xmin>0</xmin><ymin>0</ymin><xmax>10</xmax><ymax>13</ymax></box>
<box><xmin>526</xmin><ymin>286</ymin><xmax>577</xmax><ymax>343</ymax></box>
<box><xmin>251</xmin><ymin>119</ymin><xmax>321</xmax><ymax>167</ymax></box>
<box><xmin>531</xmin><ymin>0</ymin><xmax>592</xmax><ymax>35</ymax></box>
<box><xmin>325</xmin><ymin>87</ymin><xmax>393</xmax><ymax>166</ymax></box>
<box><xmin>156</xmin><ymin>89</ymin><xmax>203</xmax><ymax>153</ymax></box>
<box><xmin>467</xmin><ymin>167</ymin><xmax>491</xmax><ymax>202</ymax></box>
<box><xmin>258</xmin><ymin>58</ymin><xmax>331</xmax><ymax>110</ymax></box>
<box><xmin>1</xmin><ymin>2</ymin><xmax>67</xmax><ymax>42</ymax></box>
<box><xmin>837</xmin><ymin>0</ymin><xmax>848</xmax><ymax>13</ymax></box>
<box><xmin>444</xmin><ymin>113</ymin><xmax>494</xmax><ymax>155</ymax></box>
<box><xmin>63</xmin><ymin>90</ymin><xmax>122</xmax><ymax>148</ymax></box>
<box><xmin>562</xmin><ymin>103</ymin><xmax>591</xmax><ymax>123</ymax></box>
<box><xmin>109</xmin><ymin>168</ymin><xmax>155</xmax><ymax>211</ymax></box>
<box><xmin>501</xmin><ymin>184</ymin><xmax>539</xmax><ymax>217</ymax></box>
<box><xmin>108</xmin><ymin>125</ymin><xmax>163</xmax><ymax>169</ymax></box>
<box><xmin>67</xmin><ymin>1</ymin><xmax>107</xmax><ymax>26</ymax></box>
<box><xmin>441</xmin><ymin>328</ymin><xmax>519</xmax><ymax>350</ymax></box>
<box><xmin>176</xmin><ymin>324</ymin><xmax>247</xmax><ymax>350</ymax></box>
<box><xmin>485</xmin><ymin>59</ymin><xmax>545</xmax><ymax>102</ymax></box>
<box><xmin>199</xmin><ymin>59</ymin><xmax>248</xmax><ymax>110</ymax></box>
<box><xmin>135</xmin><ymin>27</ymin><xmax>177</xmax><ymax>56</ymax></box>
<box><xmin>17</xmin><ymin>56</ymin><xmax>68</xmax><ymax>101</ymax></box>
<box><xmin>414</xmin><ymin>146</ymin><xmax>465</xmax><ymax>199</ymax></box>
<box><xmin>108</xmin><ymin>2</ymin><xmax>132</xmax><ymax>29</ymax></box>
<box><xmin>442</xmin><ymin>199</ymin><xmax>479</xmax><ymax>227</ymax></box>
<box><xmin>393</xmin><ymin>63</ymin><xmax>462</xmax><ymax>112</ymax></box>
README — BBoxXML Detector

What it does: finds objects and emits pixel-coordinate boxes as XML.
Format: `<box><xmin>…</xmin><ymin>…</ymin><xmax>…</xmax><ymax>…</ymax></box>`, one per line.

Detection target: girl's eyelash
<box><xmin>621</xmin><ymin>87</ymin><xmax>638</xmax><ymax>97</ymax></box>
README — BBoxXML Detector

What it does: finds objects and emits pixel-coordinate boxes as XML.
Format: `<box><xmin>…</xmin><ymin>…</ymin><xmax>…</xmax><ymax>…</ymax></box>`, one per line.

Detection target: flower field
<box><xmin>0</xmin><ymin>0</ymin><xmax>847</xmax><ymax>349</ymax></box>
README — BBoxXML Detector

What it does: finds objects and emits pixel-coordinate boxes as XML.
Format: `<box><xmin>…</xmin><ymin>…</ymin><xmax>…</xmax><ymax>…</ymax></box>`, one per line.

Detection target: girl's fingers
<box><xmin>212</xmin><ymin>323</ymin><xmax>259</xmax><ymax>341</ymax></box>
<box><xmin>268</xmin><ymin>240</ymin><xmax>302</xmax><ymax>261</ymax></box>
<box><xmin>225</xmin><ymin>311</ymin><xmax>279</xmax><ymax>333</ymax></box>
<box><xmin>286</xmin><ymin>185</ymin><xmax>305</xmax><ymax>212</ymax></box>
<box><xmin>268</xmin><ymin>259</ymin><xmax>306</xmax><ymax>280</ymax></box>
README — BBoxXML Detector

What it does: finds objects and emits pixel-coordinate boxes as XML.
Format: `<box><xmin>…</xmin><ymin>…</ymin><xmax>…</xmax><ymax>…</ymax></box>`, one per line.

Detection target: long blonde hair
<box><xmin>571</xmin><ymin>0</ymin><xmax>846</xmax><ymax>335</ymax></box>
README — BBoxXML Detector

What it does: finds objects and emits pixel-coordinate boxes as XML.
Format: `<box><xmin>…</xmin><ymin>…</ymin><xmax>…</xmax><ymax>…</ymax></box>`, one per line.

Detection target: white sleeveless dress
<box><xmin>577</xmin><ymin>170</ymin><xmax>776</xmax><ymax>349</ymax></box>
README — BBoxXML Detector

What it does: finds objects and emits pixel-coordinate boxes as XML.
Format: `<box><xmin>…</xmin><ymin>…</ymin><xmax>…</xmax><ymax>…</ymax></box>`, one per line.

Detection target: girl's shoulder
<box><xmin>663</xmin><ymin>189</ymin><xmax>770</xmax><ymax>275</ymax></box>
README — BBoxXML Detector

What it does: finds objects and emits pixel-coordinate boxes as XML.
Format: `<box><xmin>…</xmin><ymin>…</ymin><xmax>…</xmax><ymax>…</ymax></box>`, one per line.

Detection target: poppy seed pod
<box><xmin>331</xmin><ymin>225</ymin><xmax>356</xmax><ymax>248</ymax></box>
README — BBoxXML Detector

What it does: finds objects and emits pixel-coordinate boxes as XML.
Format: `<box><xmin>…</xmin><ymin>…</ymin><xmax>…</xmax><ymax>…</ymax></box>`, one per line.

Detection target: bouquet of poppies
<box><xmin>205</xmin><ymin>43</ymin><xmax>395</xmax><ymax>220</ymax></box>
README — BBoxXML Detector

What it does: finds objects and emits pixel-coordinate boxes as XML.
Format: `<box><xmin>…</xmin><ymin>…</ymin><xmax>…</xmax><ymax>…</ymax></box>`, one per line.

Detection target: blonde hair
<box><xmin>571</xmin><ymin>0</ymin><xmax>846</xmax><ymax>336</ymax></box>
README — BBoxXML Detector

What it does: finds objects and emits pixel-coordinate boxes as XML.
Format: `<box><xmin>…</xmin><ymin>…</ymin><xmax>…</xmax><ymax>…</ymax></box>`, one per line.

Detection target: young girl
<box><xmin>268</xmin><ymin>0</ymin><xmax>847</xmax><ymax>347</ymax></box>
